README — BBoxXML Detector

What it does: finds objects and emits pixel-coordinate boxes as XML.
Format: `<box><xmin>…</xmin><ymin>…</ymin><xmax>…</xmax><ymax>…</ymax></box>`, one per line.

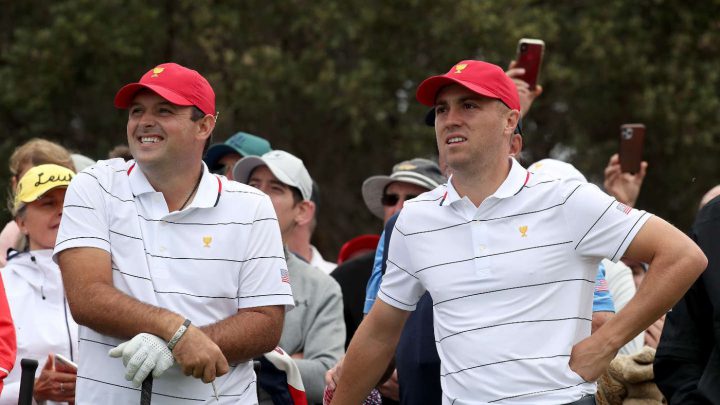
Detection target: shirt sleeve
<box><xmin>291</xmin><ymin>276</ymin><xmax>345</xmax><ymax>402</ymax></box>
<box><xmin>377</xmin><ymin>212</ymin><xmax>425</xmax><ymax>311</ymax></box>
<box><xmin>236</xmin><ymin>195</ymin><xmax>294</xmax><ymax>310</ymax></box>
<box><xmin>592</xmin><ymin>262</ymin><xmax>615</xmax><ymax>313</ymax></box>
<box><xmin>563</xmin><ymin>182</ymin><xmax>651</xmax><ymax>262</ymax></box>
<box><xmin>363</xmin><ymin>231</ymin><xmax>385</xmax><ymax>315</ymax></box>
<box><xmin>0</xmin><ymin>275</ymin><xmax>14</xmax><ymax>391</ymax></box>
<box><xmin>53</xmin><ymin>169</ymin><xmax>111</xmax><ymax>261</ymax></box>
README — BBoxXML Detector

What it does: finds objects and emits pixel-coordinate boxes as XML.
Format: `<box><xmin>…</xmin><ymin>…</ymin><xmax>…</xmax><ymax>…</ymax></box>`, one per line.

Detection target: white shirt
<box><xmin>53</xmin><ymin>159</ymin><xmax>294</xmax><ymax>405</ymax></box>
<box><xmin>1</xmin><ymin>250</ymin><xmax>79</xmax><ymax>405</ymax></box>
<box><xmin>309</xmin><ymin>245</ymin><xmax>336</xmax><ymax>274</ymax></box>
<box><xmin>378</xmin><ymin>158</ymin><xmax>651</xmax><ymax>404</ymax></box>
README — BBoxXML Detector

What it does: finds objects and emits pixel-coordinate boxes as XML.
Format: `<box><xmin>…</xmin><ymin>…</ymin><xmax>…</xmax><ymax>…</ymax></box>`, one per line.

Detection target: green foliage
<box><xmin>1</xmin><ymin>0</ymin><xmax>718</xmax><ymax>256</ymax></box>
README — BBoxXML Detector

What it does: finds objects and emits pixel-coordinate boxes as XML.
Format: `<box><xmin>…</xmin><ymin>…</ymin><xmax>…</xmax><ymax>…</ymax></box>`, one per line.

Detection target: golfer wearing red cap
<box><xmin>330</xmin><ymin>60</ymin><xmax>706</xmax><ymax>404</ymax></box>
<box><xmin>55</xmin><ymin>63</ymin><xmax>294</xmax><ymax>404</ymax></box>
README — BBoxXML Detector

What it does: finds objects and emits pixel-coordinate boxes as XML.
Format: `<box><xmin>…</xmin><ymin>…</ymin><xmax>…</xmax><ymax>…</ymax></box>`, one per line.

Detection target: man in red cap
<box><xmin>330</xmin><ymin>60</ymin><xmax>707</xmax><ymax>404</ymax></box>
<box><xmin>55</xmin><ymin>63</ymin><xmax>294</xmax><ymax>403</ymax></box>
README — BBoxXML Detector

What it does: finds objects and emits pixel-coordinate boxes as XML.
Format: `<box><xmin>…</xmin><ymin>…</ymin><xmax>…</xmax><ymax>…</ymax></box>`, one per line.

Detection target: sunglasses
<box><xmin>381</xmin><ymin>193</ymin><xmax>418</xmax><ymax>207</ymax></box>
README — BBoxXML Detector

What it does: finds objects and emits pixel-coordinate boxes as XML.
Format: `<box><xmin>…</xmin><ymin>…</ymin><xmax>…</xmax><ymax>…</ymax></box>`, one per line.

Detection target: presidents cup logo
<box><xmin>202</xmin><ymin>236</ymin><xmax>212</xmax><ymax>248</ymax></box>
<box><xmin>519</xmin><ymin>225</ymin><xmax>528</xmax><ymax>237</ymax></box>
<box><xmin>453</xmin><ymin>64</ymin><xmax>468</xmax><ymax>74</ymax></box>
<box><xmin>151</xmin><ymin>67</ymin><xmax>165</xmax><ymax>78</ymax></box>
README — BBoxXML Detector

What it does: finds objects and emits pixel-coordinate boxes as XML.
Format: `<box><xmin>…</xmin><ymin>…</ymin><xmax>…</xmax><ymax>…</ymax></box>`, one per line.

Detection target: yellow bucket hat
<box><xmin>14</xmin><ymin>164</ymin><xmax>74</xmax><ymax>214</ymax></box>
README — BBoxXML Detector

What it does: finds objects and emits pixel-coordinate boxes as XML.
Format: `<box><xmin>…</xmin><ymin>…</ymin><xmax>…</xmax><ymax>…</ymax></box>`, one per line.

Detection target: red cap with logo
<box><xmin>415</xmin><ymin>60</ymin><xmax>520</xmax><ymax>111</ymax></box>
<box><xmin>114</xmin><ymin>62</ymin><xmax>215</xmax><ymax>116</ymax></box>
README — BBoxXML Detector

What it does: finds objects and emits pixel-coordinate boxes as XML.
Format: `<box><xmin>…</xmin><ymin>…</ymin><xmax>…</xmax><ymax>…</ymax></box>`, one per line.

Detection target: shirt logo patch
<box><xmin>151</xmin><ymin>67</ymin><xmax>165</xmax><ymax>78</ymax></box>
<box><xmin>281</xmin><ymin>268</ymin><xmax>290</xmax><ymax>284</ymax></box>
<box><xmin>519</xmin><ymin>225</ymin><xmax>528</xmax><ymax>237</ymax></box>
<box><xmin>616</xmin><ymin>203</ymin><xmax>632</xmax><ymax>215</ymax></box>
<box><xmin>202</xmin><ymin>236</ymin><xmax>212</xmax><ymax>248</ymax></box>
<box><xmin>453</xmin><ymin>64</ymin><xmax>468</xmax><ymax>74</ymax></box>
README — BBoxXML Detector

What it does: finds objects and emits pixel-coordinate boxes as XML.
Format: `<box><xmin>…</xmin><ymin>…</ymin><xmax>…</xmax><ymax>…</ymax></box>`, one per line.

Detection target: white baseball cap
<box><xmin>233</xmin><ymin>150</ymin><xmax>313</xmax><ymax>201</ymax></box>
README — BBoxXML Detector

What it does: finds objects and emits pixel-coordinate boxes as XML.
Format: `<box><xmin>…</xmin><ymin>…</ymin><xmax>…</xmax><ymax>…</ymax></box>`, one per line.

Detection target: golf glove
<box><xmin>109</xmin><ymin>333</ymin><xmax>175</xmax><ymax>387</ymax></box>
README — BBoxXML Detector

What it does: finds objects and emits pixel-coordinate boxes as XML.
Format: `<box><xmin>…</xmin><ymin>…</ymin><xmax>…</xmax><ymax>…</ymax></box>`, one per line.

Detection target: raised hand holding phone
<box><xmin>514</xmin><ymin>38</ymin><xmax>545</xmax><ymax>90</ymax></box>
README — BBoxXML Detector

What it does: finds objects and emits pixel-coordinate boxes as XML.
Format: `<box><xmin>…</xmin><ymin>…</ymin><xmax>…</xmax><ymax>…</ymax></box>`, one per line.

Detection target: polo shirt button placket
<box><xmin>472</xmin><ymin>221</ymin><xmax>491</xmax><ymax>278</ymax></box>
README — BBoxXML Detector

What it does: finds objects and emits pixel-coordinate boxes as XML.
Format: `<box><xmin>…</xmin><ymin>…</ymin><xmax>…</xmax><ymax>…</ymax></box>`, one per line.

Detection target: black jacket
<box><xmin>654</xmin><ymin>196</ymin><xmax>720</xmax><ymax>404</ymax></box>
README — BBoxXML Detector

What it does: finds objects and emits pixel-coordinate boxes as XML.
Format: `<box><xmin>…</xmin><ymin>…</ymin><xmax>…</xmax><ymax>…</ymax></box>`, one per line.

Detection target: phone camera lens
<box><xmin>520</xmin><ymin>44</ymin><xmax>528</xmax><ymax>52</ymax></box>
<box><xmin>622</xmin><ymin>128</ymin><xmax>633</xmax><ymax>139</ymax></box>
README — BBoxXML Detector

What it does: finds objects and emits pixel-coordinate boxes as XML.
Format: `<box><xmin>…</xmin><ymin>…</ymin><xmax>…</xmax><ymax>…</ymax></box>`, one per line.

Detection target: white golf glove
<box><xmin>108</xmin><ymin>333</ymin><xmax>175</xmax><ymax>387</ymax></box>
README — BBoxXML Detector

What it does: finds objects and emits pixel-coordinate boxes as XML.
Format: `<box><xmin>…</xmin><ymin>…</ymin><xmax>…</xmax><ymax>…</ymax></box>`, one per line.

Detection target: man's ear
<box><xmin>509</xmin><ymin>133</ymin><xmax>523</xmax><ymax>157</ymax></box>
<box><xmin>196</xmin><ymin>114</ymin><xmax>216</xmax><ymax>143</ymax></box>
<box><xmin>295</xmin><ymin>201</ymin><xmax>316</xmax><ymax>226</ymax></box>
<box><xmin>504</xmin><ymin>109</ymin><xmax>520</xmax><ymax>136</ymax></box>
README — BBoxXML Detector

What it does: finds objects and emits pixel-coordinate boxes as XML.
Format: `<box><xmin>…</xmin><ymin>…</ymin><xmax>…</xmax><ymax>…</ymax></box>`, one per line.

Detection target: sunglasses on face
<box><xmin>381</xmin><ymin>193</ymin><xmax>419</xmax><ymax>207</ymax></box>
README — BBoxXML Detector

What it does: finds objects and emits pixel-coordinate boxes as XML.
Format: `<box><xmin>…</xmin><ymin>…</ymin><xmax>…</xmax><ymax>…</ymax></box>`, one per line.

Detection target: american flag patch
<box><xmin>616</xmin><ymin>202</ymin><xmax>632</xmax><ymax>214</ymax></box>
<box><xmin>280</xmin><ymin>268</ymin><xmax>290</xmax><ymax>283</ymax></box>
<box><xmin>595</xmin><ymin>278</ymin><xmax>609</xmax><ymax>293</ymax></box>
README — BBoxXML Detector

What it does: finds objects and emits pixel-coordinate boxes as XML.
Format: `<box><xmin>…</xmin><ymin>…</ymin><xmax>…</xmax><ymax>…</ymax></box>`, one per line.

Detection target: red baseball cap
<box><xmin>337</xmin><ymin>234</ymin><xmax>381</xmax><ymax>265</ymax></box>
<box><xmin>416</xmin><ymin>60</ymin><xmax>520</xmax><ymax>111</ymax></box>
<box><xmin>114</xmin><ymin>62</ymin><xmax>215</xmax><ymax>116</ymax></box>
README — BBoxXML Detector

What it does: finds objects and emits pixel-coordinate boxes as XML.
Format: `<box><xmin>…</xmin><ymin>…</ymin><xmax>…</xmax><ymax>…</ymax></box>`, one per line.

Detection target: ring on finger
<box><xmin>60</xmin><ymin>382</ymin><xmax>65</xmax><ymax>392</ymax></box>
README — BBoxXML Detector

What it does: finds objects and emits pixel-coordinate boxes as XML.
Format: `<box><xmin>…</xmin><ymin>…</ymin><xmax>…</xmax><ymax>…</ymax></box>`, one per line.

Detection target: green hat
<box><xmin>203</xmin><ymin>132</ymin><xmax>272</xmax><ymax>171</ymax></box>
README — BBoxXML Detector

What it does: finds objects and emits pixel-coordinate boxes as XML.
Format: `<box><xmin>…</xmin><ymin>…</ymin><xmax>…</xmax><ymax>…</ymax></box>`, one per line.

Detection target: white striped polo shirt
<box><xmin>378</xmin><ymin>158</ymin><xmax>651</xmax><ymax>405</ymax></box>
<box><xmin>53</xmin><ymin>158</ymin><xmax>294</xmax><ymax>404</ymax></box>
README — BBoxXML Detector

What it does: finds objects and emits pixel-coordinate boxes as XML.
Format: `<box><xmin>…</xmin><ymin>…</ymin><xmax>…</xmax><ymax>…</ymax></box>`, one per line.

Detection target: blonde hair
<box><xmin>9</xmin><ymin>138</ymin><xmax>75</xmax><ymax>177</ymax></box>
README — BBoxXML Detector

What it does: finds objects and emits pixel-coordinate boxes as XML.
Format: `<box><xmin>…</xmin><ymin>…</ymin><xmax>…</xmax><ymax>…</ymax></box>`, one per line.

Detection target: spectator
<box><xmin>0</xmin><ymin>139</ymin><xmax>75</xmax><ymax>268</ymax></box>
<box><xmin>331</xmin><ymin>158</ymin><xmax>444</xmax><ymax>350</ymax></box>
<box><xmin>234</xmin><ymin>150</ymin><xmax>345</xmax><ymax>404</ymax></box>
<box><xmin>204</xmin><ymin>131</ymin><xmax>271</xmax><ymax>179</ymax></box>
<box><xmin>330</xmin><ymin>60</ymin><xmax>706</xmax><ymax>404</ymax></box>
<box><xmin>285</xmin><ymin>182</ymin><xmax>337</xmax><ymax>274</ymax></box>
<box><xmin>54</xmin><ymin>62</ymin><xmax>293</xmax><ymax>403</ymax></box>
<box><xmin>1</xmin><ymin>164</ymin><xmax>78</xmax><ymax>404</ymax></box>
<box><xmin>654</xmin><ymin>186</ymin><xmax>720</xmax><ymax>404</ymax></box>
<box><xmin>699</xmin><ymin>184</ymin><xmax>720</xmax><ymax>210</ymax></box>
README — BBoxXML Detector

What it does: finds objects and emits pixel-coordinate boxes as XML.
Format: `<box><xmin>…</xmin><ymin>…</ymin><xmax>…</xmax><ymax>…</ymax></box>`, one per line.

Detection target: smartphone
<box><xmin>515</xmin><ymin>38</ymin><xmax>545</xmax><ymax>89</ymax></box>
<box><xmin>53</xmin><ymin>353</ymin><xmax>78</xmax><ymax>373</ymax></box>
<box><xmin>619</xmin><ymin>124</ymin><xmax>646</xmax><ymax>174</ymax></box>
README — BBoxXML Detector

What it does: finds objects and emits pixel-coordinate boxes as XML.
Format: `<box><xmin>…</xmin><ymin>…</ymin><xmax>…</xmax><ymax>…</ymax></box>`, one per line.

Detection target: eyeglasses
<box><xmin>381</xmin><ymin>193</ymin><xmax>418</xmax><ymax>207</ymax></box>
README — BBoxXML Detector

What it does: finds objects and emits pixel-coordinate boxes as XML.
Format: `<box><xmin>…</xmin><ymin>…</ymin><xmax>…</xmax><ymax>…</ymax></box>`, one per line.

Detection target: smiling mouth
<box><xmin>138</xmin><ymin>135</ymin><xmax>162</xmax><ymax>144</ymax></box>
<box><xmin>447</xmin><ymin>136</ymin><xmax>467</xmax><ymax>144</ymax></box>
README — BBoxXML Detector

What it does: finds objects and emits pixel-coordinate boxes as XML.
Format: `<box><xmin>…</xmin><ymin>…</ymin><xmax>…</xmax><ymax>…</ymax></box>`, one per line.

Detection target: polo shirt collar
<box><xmin>443</xmin><ymin>157</ymin><xmax>528</xmax><ymax>206</ymax></box>
<box><xmin>128</xmin><ymin>161</ymin><xmax>220</xmax><ymax>209</ymax></box>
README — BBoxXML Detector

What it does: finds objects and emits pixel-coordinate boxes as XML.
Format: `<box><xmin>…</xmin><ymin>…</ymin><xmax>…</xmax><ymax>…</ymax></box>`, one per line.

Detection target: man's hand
<box><xmin>506</xmin><ymin>61</ymin><xmax>543</xmax><ymax>118</ymax></box>
<box><xmin>377</xmin><ymin>370</ymin><xmax>399</xmax><ymax>401</ymax></box>
<box><xmin>109</xmin><ymin>333</ymin><xmax>174</xmax><ymax>387</ymax></box>
<box><xmin>603</xmin><ymin>153</ymin><xmax>648</xmax><ymax>207</ymax></box>
<box><xmin>569</xmin><ymin>334</ymin><xmax>617</xmax><ymax>382</ymax></box>
<box><xmin>171</xmin><ymin>325</ymin><xmax>229</xmax><ymax>383</ymax></box>
<box><xmin>325</xmin><ymin>356</ymin><xmax>344</xmax><ymax>391</ymax></box>
<box><xmin>34</xmin><ymin>354</ymin><xmax>77</xmax><ymax>403</ymax></box>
